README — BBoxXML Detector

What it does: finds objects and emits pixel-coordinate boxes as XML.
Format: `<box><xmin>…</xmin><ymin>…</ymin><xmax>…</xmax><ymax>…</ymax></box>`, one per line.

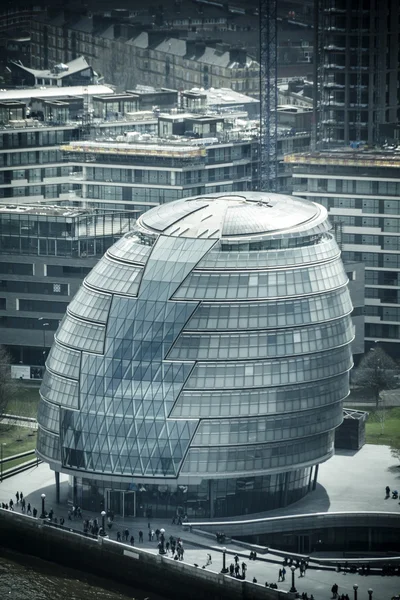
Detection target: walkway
<box><xmin>0</xmin><ymin>444</ymin><xmax>400</xmax><ymax>599</ymax></box>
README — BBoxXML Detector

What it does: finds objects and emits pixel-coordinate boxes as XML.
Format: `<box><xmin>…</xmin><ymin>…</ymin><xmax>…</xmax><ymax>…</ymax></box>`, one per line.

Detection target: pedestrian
<box><xmin>139</xmin><ymin>530</ymin><xmax>143</xmax><ymax>543</ymax></box>
<box><xmin>9</xmin><ymin>499</ymin><xmax>14</xmax><ymax>510</ymax></box>
<box><xmin>27</xmin><ymin>503</ymin><xmax>31</xmax><ymax>515</ymax></box>
<box><xmin>166</xmin><ymin>541</ymin><xmax>170</xmax><ymax>553</ymax></box>
<box><xmin>48</xmin><ymin>508</ymin><xmax>53</xmax><ymax>520</ymax></box>
<box><xmin>15</xmin><ymin>492</ymin><xmax>20</xmax><ymax>504</ymax></box>
<box><xmin>282</xmin><ymin>566</ymin><xmax>286</xmax><ymax>581</ymax></box>
<box><xmin>151</xmin><ymin>529</ymin><xmax>155</xmax><ymax>541</ymax></box>
<box><xmin>171</xmin><ymin>515</ymin><xmax>176</xmax><ymax>524</ymax></box>
<box><xmin>253</xmin><ymin>577</ymin><xmax>257</xmax><ymax>583</ymax></box>
<box><xmin>278</xmin><ymin>568</ymin><xmax>282</xmax><ymax>581</ymax></box>
<box><xmin>234</xmin><ymin>554</ymin><xmax>239</xmax><ymax>565</ymax></box>
<box><xmin>386</xmin><ymin>485</ymin><xmax>390</xmax><ymax>497</ymax></box>
<box><xmin>117</xmin><ymin>531</ymin><xmax>121</xmax><ymax>542</ymax></box>
<box><xmin>206</xmin><ymin>553</ymin><xmax>212</xmax><ymax>565</ymax></box>
<box><xmin>33</xmin><ymin>507</ymin><xmax>37</xmax><ymax>518</ymax></box>
<box><xmin>60</xmin><ymin>517</ymin><xmax>64</xmax><ymax>526</ymax></box>
<box><xmin>148</xmin><ymin>530</ymin><xmax>152</xmax><ymax>541</ymax></box>
<box><xmin>331</xmin><ymin>583</ymin><xmax>339</xmax><ymax>599</ymax></box>
<box><xmin>21</xmin><ymin>498</ymin><xmax>26</xmax><ymax>512</ymax></box>
<box><xmin>234</xmin><ymin>563</ymin><xmax>240</xmax><ymax>576</ymax></box>
<box><xmin>124</xmin><ymin>528</ymin><xmax>129</xmax><ymax>542</ymax></box>
<box><xmin>241</xmin><ymin>562</ymin><xmax>247</xmax><ymax>578</ymax></box>
<box><xmin>155</xmin><ymin>528</ymin><xmax>160</xmax><ymax>541</ymax></box>
<box><xmin>130</xmin><ymin>535</ymin><xmax>135</xmax><ymax>546</ymax></box>
<box><xmin>20</xmin><ymin>492</ymin><xmax>23</xmax><ymax>502</ymax></box>
<box><xmin>229</xmin><ymin>563</ymin><xmax>234</xmax><ymax>575</ymax></box>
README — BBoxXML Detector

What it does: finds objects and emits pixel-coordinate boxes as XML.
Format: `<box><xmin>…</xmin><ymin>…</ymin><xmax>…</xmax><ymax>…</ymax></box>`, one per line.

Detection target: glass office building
<box><xmin>37</xmin><ymin>192</ymin><xmax>354</xmax><ymax>518</ymax></box>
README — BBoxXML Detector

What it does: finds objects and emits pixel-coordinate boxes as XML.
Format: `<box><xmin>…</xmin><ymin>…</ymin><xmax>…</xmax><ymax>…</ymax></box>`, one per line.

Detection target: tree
<box><xmin>352</xmin><ymin>346</ymin><xmax>399</xmax><ymax>408</ymax></box>
<box><xmin>0</xmin><ymin>345</ymin><xmax>18</xmax><ymax>416</ymax></box>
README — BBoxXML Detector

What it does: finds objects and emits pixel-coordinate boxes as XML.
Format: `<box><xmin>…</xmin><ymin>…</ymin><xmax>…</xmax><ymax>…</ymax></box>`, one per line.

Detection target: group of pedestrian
<box><xmin>68</xmin><ymin>506</ymin><xmax>82</xmax><ymax>520</ymax></box>
<box><xmin>1</xmin><ymin>491</ymin><xmax>36</xmax><ymax>517</ymax></box>
<box><xmin>278</xmin><ymin>566</ymin><xmax>287</xmax><ymax>581</ymax></box>
<box><xmin>227</xmin><ymin>554</ymin><xmax>247</xmax><ymax>579</ymax></box>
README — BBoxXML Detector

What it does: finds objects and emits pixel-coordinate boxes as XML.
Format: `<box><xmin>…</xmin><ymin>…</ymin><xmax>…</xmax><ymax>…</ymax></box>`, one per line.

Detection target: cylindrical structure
<box><xmin>37</xmin><ymin>192</ymin><xmax>353</xmax><ymax>518</ymax></box>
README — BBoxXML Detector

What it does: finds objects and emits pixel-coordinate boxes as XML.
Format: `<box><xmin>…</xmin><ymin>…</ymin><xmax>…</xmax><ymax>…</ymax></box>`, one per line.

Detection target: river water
<box><xmin>0</xmin><ymin>547</ymin><xmax>168</xmax><ymax>600</ymax></box>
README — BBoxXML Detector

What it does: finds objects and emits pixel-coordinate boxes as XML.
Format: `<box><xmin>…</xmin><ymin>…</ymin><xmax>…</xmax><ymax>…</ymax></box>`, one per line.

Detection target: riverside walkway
<box><xmin>1</xmin><ymin>444</ymin><xmax>400</xmax><ymax>599</ymax></box>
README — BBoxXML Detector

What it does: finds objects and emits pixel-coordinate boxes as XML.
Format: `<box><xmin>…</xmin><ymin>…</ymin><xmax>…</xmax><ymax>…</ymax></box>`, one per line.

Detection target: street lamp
<box><xmin>40</xmin><ymin>493</ymin><xmax>46</xmax><ymax>518</ymax></box>
<box><xmin>221</xmin><ymin>547</ymin><xmax>229</xmax><ymax>574</ymax></box>
<box><xmin>100</xmin><ymin>510</ymin><xmax>106</xmax><ymax>536</ymax></box>
<box><xmin>0</xmin><ymin>443</ymin><xmax>5</xmax><ymax>482</ymax></box>
<box><xmin>368</xmin><ymin>589</ymin><xmax>373</xmax><ymax>600</ymax></box>
<box><xmin>38</xmin><ymin>318</ymin><xmax>49</xmax><ymax>365</ymax></box>
<box><xmin>290</xmin><ymin>565</ymin><xmax>297</xmax><ymax>593</ymax></box>
<box><xmin>353</xmin><ymin>584</ymin><xmax>358</xmax><ymax>600</ymax></box>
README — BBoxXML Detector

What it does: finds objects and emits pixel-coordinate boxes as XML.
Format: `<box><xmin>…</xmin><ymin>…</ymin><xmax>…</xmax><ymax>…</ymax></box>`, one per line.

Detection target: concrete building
<box><xmin>37</xmin><ymin>191</ymin><xmax>354</xmax><ymax>518</ymax></box>
<box><xmin>316</xmin><ymin>0</ymin><xmax>400</xmax><ymax>146</ymax></box>
<box><xmin>9</xmin><ymin>56</ymin><xmax>98</xmax><ymax>88</ymax></box>
<box><xmin>286</xmin><ymin>148</ymin><xmax>400</xmax><ymax>356</ymax></box>
<box><xmin>0</xmin><ymin>204</ymin><xmax>136</xmax><ymax>373</ymax></box>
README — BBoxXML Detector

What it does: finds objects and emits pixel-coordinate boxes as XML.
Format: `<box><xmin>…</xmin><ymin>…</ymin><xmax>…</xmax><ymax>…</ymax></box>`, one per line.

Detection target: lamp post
<box><xmin>290</xmin><ymin>565</ymin><xmax>297</xmax><ymax>593</ymax></box>
<box><xmin>221</xmin><ymin>547</ymin><xmax>229</xmax><ymax>574</ymax></box>
<box><xmin>0</xmin><ymin>443</ymin><xmax>5</xmax><ymax>482</ymax></box>
<box><xmin>40</xmin><ymin>493</ymin><xmax>46</xmax><ymax>518</ymax></box>
<box><xmin>100</xmin><ymin>510</ymin><xmax>106</xmax><ymax>536</ymax></box>
<box><xmin>353</xmin><ymin>584</ymin><xmax>358</xmax><ymax>600</ymax></box>
<box><xmin>38</xmin><ymin>318</ymin><xmax>49</xmax><ymax>365</ymax></box>
<box><xmin>368</xmin><ymin>589</ymin><xmax>373</xmax><ymax>600</ymax></box>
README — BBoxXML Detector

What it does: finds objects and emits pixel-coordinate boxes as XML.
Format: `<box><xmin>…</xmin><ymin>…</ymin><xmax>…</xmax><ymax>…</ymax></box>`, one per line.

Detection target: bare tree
<box><xmin>0</xmin><ymin>345</ymin><xmax>18</xmax><ymax>416</ymax></box>
<box><xmin>352</xmin><ymin>346</ymin><xmax>399</xmax><ymax>408</ymax></box>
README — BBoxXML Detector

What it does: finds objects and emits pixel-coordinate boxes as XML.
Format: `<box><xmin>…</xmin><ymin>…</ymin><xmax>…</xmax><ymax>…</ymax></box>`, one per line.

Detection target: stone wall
<box><xmin>0</xmin><ymin>509</ymin><xmax>293</xmax><ymax>600</ymax></box>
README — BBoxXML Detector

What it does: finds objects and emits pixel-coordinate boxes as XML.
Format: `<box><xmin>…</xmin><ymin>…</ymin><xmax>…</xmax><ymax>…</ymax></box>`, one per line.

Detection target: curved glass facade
<box><xmin>37</xmin><ymin>192</ymin><xmax>354</xmax><ymax>518</ymax></box>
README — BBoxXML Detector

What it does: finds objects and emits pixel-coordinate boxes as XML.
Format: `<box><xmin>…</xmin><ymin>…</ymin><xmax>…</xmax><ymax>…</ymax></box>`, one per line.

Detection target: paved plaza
<box><xmin>1</xmin><ymin>444</ymin><xmax>400</xmax><ymax>599</ymax></box>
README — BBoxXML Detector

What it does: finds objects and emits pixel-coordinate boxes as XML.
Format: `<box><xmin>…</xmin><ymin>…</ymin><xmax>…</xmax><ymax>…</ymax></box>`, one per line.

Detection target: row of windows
<box><xmin>198</xmin><ymin>235</ymin><xmax>338</xmax><ymax>270</ymax></box>
<box><xmin>342</xmin><ymin>234</ymin><xmax>400</xmax><ymax>251</ymax></box>
<box><xmin>181</xmin><ymin>432</ymin><xmax>334</xmax><ymax>474</ymax></box>
<box><xmin>192</xmin><ymin>403</ymin><xmax>342</xmax><ymax>446</ymax></box>
<box><xmin>85</xmin><ymin>257</ymin><xmax>143</xmax><ymax>296</ymax></box>
<box><xmin>0</xmin><ymin>150</ymin><xmax>63</xmax><ymax>168</ymax></box>
<box><xmin>187</xmin><ymin>346</ymin><xmax>352</xmax><ymax>389</ymax></box>
<box><xmin>40</xmin><ymin>371</ymin><xmax>79</xmax><ymax>409</ymax></box>
<box><xmin>68</xmin><ymin>284</ymin><xmax>112</xmax><ymax>324</ymax></box>
<box><xmin>170</xmin><ymin>317</ymin><xmax>353</xmax><ymax>361</ymax></box>
<box><xmin>46</xmin><ymin>341</ymin><xmax>81</xmax><ymax>380</ymax></box>
<box><xmin>0</xmin><ymin>279</ymin><xmax>68</xmax><ymax>295</ymax></box>
<box><xmin>186</xmin><ymin>288</ymin><xmax>352</xmax><ymax>330</ymax></box>
<box><xmin>37</xmin><ymin>427</ymin><xmax>60</xmax><ymax>462</ymax></box>
<box><xmin>343</xmin><ymin>251</ymin><xmax>400</xmax><ymax>269</ymax></box>
<box><xmin>175</xmin><ymin>260</ymin><xmax>347</xmax><ymax>301</ymax></box>
<box><xmin>306</xmin><ymin>179</ymin><xmax>400</xmax><ymax>197</ymax></box>
<box><xmin>56</xmin><ymin>313</ymin><xmax>105</xmax><ymax>354</ymax></box>
<box><xmin>172</xmin><ymin>374</ymin><xmax>349</xmax><ymax>418</ymax></box>
<box><xmin>37</xmin><ymin>398</ymin><xmax>60</xmax><ymax>434</ymax></box>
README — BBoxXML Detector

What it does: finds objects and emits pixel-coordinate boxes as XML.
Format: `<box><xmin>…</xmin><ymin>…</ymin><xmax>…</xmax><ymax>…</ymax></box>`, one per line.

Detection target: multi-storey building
<box><xmin>37</xmin><ymin>191</ymin><xmax>354</xmax><ymax>518</ymax></box>
<box><xmin>316</xmin><ymin>0</ymin><xmax>400</xmax><ymax>146</ymax></box>
<box><xmin>0</xmin><ymin>205</ymin><xmax>136</xmax><ymax>373</ymax></box>
<box><xmin>286</xmin><ymin>149</ymin><xmax>400</xmax><ymax>356</ymax></box>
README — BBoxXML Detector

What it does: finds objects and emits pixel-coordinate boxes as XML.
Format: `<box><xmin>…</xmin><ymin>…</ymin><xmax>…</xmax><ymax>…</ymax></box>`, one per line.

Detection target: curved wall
<box><xmin>37</xmin><ymin>192</ymin><xmax>354</xmax><ymax>517</ymax></box>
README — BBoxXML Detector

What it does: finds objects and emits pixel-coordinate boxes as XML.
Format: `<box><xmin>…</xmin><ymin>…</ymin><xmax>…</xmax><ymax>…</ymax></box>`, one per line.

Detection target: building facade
<box><xmin>286</xmin><ymin>149</ymin><xmax>400</xmax><ymax>356</ymax></box>
<box><xmin>316</xmin><ymin>0</ymin><xmax>400</xmax><ymax>146</ymax></box>
<box><xmin>37</xmin><ymin>192</ymin><xmax>354</xmax><ymax>518</ymax></box>
<box><xmin>0</xmin><ymin>205</ymin><xmax>136</xmax><ymax>371</ymax></box>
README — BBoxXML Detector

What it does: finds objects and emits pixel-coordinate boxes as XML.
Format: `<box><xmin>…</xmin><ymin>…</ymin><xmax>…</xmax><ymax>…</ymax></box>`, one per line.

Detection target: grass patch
<box><xmin>4</xmin><ymin>455</ymin><xmax>38</xmax><ymax>471</ymax></box>
<box><xmin>6</xmin><ymin>386</ymin><xmax>40</xmax><ymax>418</ymax></box>
<box><xmin>0</xmin><ymin>424</ymin><xmax>37</xmax><ymax>458</ymax></box>
<box><xmin>345</xmin><ymin>405</ymin><xmax>400</xmax><ymax>449</ymax></box>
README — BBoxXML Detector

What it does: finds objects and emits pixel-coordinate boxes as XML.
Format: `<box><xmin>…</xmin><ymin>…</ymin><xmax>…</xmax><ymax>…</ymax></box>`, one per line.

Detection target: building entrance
<box><xmin>106</xmin><ymin>490</ymin><xmax>136</xmax><ymax>517</ymax></box>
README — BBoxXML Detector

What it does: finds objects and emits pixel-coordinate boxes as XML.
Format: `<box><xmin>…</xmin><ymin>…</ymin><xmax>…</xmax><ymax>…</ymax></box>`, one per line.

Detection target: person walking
<box><xmin>206</xmin><ymin>553</ymin><xmax>212</xmax><ymax>566</ymax></box>
<box><xmin>27</xmin><ymin>503</ymin><xmax>31</xmax><ymax>515</ymax></box>
<box><xmin>15</xmin><ymin>492</ymin><xmax>20</xmax><ymax>504</ymax></box>
<box><xmin>139</xmin><ymin>530</ymin><xmax>143</xmax><ymax>543</ymax></box>
<box><xmin>130</xmin><ymin>535</ymin><xmax>135</xmax><ymax>546</ymax></box>
<box><xmin>241</xmin><ymin>562</ymin><xmax>247</xmax><ymax>579</ymax></box>
<box><xmin>278</xmin><ymin>568</ymin><xmax>282</xmax><ymax>581</ymax></box>
<box><xmin>33</xmin><ymin>507</ymin><xmax>37</xmax><ymax>518</ymax></box>
<box><xmin>331</xmin><ymin>583</ymin><xmax>339</xmax><ymax>599</ymax></box>
<box><xmin>282</xmin><ymin>566</ymin><xmax>286</xmax><ymax>581</ymax></box>
<box><xmin>9</xmin><ymin>499</ymin><xmax>14</xmax><ymax>510</ymax></box>
<box><xmin>117</xmin><ymin>531</ymin><xmax>121</xmax><ymax>542</ymax></box>
<box><xmin>124</xmin><ymin>528</ymin><xmax>129</xmax><ymax>542</ymax></box>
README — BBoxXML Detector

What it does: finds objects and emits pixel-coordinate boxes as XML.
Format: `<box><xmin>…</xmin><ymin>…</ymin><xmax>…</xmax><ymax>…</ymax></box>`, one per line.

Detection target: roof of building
<box><xmin>0</xmin><ymin>85</ymin><xmax>114</xmax><ymax>102</ymax></box>
<box><xmin>10</xmin><ymin>56</ymin><xmax>91</xmax><ymax>80</ymax></box>
<box><xmin>138</xmin><ymin>192</ymin><xmax>326</xmax><ymax>240</ymax></box>
<box><xmin>285</xmin><ymin>149</ymin><xmax>400</xmax><ymax>168</ymax></box>
<box><xmin>188</xmin><ymin>87</ymin><xmax>259</xmax><ymax>107</ymax></box>
<box><xmin>0</xmin><ymin>204</ymin><xmax>93</xmax><ymax>217</ymax></box>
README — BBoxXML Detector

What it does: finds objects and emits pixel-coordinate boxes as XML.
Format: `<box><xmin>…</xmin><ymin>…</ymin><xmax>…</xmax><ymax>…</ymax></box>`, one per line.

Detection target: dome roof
<box><xmin>138</xmin><ymin>192</ymin><xmax>327</xmax><ymax>240</ymax></box>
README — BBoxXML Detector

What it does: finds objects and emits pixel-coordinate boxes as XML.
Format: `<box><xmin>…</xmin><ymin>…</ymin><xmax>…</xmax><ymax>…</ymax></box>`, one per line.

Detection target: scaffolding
<box><xmin>259</xmin><ymin>0</ymin><xmax>277</xmax><ymax>191</ymax></box>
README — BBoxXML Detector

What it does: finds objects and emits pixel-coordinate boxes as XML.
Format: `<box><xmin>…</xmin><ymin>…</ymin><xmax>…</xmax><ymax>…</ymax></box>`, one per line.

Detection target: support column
<box><xmin>307</xmin><ymin>466</ymin><xmax>313</xmax><ymax>492</ymax></box>
<box><xmin>312</xmin><ymin>464</ymin><xmax>319</xmax><ymax>491</ymax></box>
<box><xmin>55</xmin><ymin>471</ymin><xmax>60</xmax><ymax>504</ymax></box>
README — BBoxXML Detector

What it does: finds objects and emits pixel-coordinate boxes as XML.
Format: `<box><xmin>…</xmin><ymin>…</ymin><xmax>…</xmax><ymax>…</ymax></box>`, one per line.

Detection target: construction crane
<box><xmin>258</xmin><ymin>0</ymin><xmax>278</xmax><ymax>192</ymax></box>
